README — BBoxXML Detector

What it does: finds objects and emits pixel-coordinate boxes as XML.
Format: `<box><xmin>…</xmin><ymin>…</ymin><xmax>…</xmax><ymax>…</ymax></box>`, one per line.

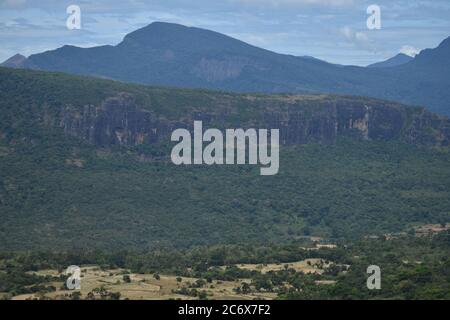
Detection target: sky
<box><xmin>0</xmin><ymin>0</ymin><xmax>449</xmax><ymax>66</ymax></box>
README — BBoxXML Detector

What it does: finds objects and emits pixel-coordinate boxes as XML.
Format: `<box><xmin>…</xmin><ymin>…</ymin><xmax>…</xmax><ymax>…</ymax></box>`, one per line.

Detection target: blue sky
<box><xmin>0</xmin><ymin>0</ymin><xmax>449</xmax><ymax>66</ymax></box>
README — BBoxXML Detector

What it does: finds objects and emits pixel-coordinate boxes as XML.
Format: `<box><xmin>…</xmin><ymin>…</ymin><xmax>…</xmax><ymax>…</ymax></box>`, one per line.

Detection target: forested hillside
<box><xmin>0</xmin><ymin>67</ymin><xmax>449</xmax><ymax>250</ymax></box>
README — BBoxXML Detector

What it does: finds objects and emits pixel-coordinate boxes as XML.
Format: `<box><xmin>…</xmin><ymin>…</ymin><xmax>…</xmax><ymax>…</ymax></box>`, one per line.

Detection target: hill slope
<box><xmin>0</xmin><ymin>67</ymin><xmax>449</xmax><ymax>250</ymax></box>
<box><xmin>0</xmin><ymin>54</ymin><xmax>28</xmax><ymax>69</ymax></box>
<box><xmin>3</xmin><ymin>22</ymin><xmax>450</xmax><ymax>115</ymax></box>
<box><xmin>367</xmin><ymin>53</ymin><xmax>414</xmax><ymax>68</ymax></box>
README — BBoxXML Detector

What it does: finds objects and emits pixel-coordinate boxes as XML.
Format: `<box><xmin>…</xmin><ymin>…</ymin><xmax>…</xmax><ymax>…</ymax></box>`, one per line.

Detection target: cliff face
<box><xmin>62</xmin><ymin>95</ymin><xmax>171</xmax><ymax>147</ymax></box>
<box><xmin>59</xmin><ymin>93</ymin><xmax>450</xmax><ymax>149</ymax></box>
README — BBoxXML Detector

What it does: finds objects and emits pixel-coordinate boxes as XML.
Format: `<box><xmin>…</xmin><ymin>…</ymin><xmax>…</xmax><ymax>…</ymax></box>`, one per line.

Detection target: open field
<box><xmin>10</xmin><ymin>258</ymin><xmax>337</xmax><ymax>300</ymax></box>
<box><xmin>235</xmin><ymin>258</ymin><xmax>330</xmax><ymax>274</ymax></box>
<box><xmin>10</xmin><ymin>258</ymin><xmax>335</xmax><ymax>300</ymax></box>
<box><xmin>11</xmin><ymin>266</ymin><xmax>280</xmax><ymax>300</ymax></box>
<box><xmin>2</xmin><ymin>233</ymin><xmax>449</xmax><ymax>300</ymax></box>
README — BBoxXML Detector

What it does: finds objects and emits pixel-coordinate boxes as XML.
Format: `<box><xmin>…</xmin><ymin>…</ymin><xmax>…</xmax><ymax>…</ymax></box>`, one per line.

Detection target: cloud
<box><xmin>338</xmin><ymin>26</ymin><xmax>379</xmax><ymax>54</ymax></box>
<box><xmin>231</xmin><ymin>0</ymin><xmax>354</xmax><ymax>7</ymax></box>
<box><xmin>0</xmin><ymin>0</ymin><xmax>26</xmax><ymax>8</ymax></box>
<box><xmin>399</xmin><ymin>45</ymin><xmax>420</xmax><ymax>57</ymax></box>
<box><xmin>340</xmin><ymin>26</ymin><xmax>369</xmax><ymax>43</ymax></box>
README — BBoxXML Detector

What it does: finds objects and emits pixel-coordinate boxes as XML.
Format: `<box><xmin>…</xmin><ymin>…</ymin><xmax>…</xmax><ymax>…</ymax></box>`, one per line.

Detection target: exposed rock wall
<box><xmin>59</xmin><ymin>93</ymin><xmax>450</xmax><ymax>148</ymax></box>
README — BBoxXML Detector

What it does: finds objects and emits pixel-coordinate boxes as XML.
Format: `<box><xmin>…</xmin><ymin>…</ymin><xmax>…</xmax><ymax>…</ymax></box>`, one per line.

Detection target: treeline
<box><xmin>0</xmin><ymin>241</ymin><xmax>337</xmax><ymax>275</ymax></box>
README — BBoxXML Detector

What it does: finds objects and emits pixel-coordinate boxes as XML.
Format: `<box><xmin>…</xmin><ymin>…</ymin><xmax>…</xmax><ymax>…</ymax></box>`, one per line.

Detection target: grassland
<box><xmin>12</xmin><ymin>264</ymin><xmax>317</xmax><ymax>300</ymax></box>
<box><xmin>9</xmin><ymin>254</ymin><xmax>337</xmax><ymax>300</ymax></box>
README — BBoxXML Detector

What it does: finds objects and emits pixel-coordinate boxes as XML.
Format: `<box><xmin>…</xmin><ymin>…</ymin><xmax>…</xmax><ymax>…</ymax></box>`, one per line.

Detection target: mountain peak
<box><xmin>1</xmin><ymin>53</ymin><xmax>28</xmax><ymax>68</ymax></box>
<box><xmin>126</xmin><ymin>21</ymin><xmax>190</xmax><ymax>36</ymax></box>
<box><xmin>367</xmin><ymin>53</ymin><xmax>413</xmax><ymax>68</ymax></box>
<box><xmin>118</xmin><ymin>21</ymin><xmax>255</xmax><ymax>54</ymax></box>
<box><xmin>121</xmin><ymin>22</ymin><xmax>209</xmax><ymax>47</ymax></box>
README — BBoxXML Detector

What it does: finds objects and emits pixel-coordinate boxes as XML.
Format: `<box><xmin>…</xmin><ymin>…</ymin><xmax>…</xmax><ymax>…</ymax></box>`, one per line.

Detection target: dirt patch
<box><xmin>13</xmin><ymin>266</ymin><xmax>276</xmax><ymax>300</ymax></box>
<box><xmin>236</xmin><ymin>259</ymin><xmax>331</xmax><ymax>275</ymax></box>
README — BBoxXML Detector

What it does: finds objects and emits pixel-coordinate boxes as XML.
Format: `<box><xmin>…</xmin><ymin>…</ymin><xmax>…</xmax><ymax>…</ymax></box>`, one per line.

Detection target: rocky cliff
<box><xmin>59</xmin><ymin>92</ymin><xmax>450</xmax><ymax>149</ymax></box>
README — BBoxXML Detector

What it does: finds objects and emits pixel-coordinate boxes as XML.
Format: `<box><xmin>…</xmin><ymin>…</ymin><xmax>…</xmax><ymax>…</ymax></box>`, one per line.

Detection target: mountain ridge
<box><xmin>2</xmin><ymin>22</ymin><xmax>450</xmax><ymax>115</ymax></box>
<box><xmin>1</xmin><ymin>53</ymin><xmax>28</xmax><ymax>68</ymax></box>
<box><xmin>367</xmin><ymin>53</ymin><xmax>414</xmax><ymax>68</ymax></box>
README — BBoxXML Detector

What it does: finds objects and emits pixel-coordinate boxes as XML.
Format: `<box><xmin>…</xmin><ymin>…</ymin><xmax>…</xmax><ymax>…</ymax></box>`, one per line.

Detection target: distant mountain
<box><xmin>0</xmin><ymin>54</ymin><xmax>28</xmax><ymax>68</ymax></box>
<box><xmin>15</xmin><ymin>22</ymin><xmax>349</xmax><ymax>91</ymax></box>
<box><xmin>2</xmin><ymin>22</ymin><xmax>450</xmax><ymax>115</ymax></box>
<box><xmin>408</xmin><ymin>36</ymin><xmax>450</xmax><ymax>69</ymax></box>
<box><xmin>367</xmin><ymin>53</ymin><xmax>414</xmax><ymax>68</ymax></box>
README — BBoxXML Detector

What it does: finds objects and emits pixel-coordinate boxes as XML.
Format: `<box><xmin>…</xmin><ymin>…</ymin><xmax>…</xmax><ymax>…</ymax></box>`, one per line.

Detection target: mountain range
<box><xmin>2</xmin><ymin>22</ymin><xmax>450</xmax><ymax>116</ymax></box>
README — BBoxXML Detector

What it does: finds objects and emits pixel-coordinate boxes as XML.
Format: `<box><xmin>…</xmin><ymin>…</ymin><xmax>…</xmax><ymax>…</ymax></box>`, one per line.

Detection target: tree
<box><xmin>242</xmin><ymin>282</ymin><xmax>251</xmax><ymax>294</ymax></box>
<box><xmin>198</xmin><ymin>291</ymin><xmax>208</xmax><ymax>300</ymax></box>
<box><xmin>70</xmin><ymin>292</ymin><xmax>82</xmax><ymax>300</ymax></box>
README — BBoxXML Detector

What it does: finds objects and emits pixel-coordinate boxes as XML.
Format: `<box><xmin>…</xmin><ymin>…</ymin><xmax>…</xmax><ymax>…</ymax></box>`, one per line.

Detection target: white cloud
<box><xmin>340</xmin><ymin>26</ymin><xmax>353</xmax><ymax>39</ymax></box>
<box><xmin>340</xmin><ymin>26</ymin><xmax>369</xmax><ymax>43</ymax></box>
<box><xmin>339</xmin><ymin>26</ymin><xmax>376</xmax><ymax>53</ymax></box>
<box><xmin>0</xmin><ymin>0</ymin><xmax>26</xmax><ymax>8</ymax></box>
<box><xmin>230</xmin><ymin>0</ymin><xmax>354</xmax><ymax>8</ymax></box>
<box><xmin>399</xmin><ymin>45</ymin><xmax>420</xmax><ymax>57</ymax></box>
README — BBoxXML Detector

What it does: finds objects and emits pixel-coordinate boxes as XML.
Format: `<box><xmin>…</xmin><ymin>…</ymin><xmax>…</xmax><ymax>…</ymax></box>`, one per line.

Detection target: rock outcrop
<box><xmin>59</xmin><ymin>93</ymin><xmax>450</xmax><ymax>149</ymax></box>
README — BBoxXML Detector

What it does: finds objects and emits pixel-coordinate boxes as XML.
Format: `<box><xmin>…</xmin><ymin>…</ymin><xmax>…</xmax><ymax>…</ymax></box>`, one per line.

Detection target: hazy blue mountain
<box><xmin>0</xmin><ymin>54</ymin><xmax>28</xmax><ymax>69</ymax></box>
<box><xmin>367</xmin><ymin>53</ymin><xmax>414</xmax><ymax>68</ymax></box>
<box><xmin>2</xmin><ymin>22</ymin><xmax>450</xmax><ymax>115</ymax></box>
<box><xmin>408</xmin><ymin>36</ymin><xmax>450</xmax><ymax>69</ymax></box>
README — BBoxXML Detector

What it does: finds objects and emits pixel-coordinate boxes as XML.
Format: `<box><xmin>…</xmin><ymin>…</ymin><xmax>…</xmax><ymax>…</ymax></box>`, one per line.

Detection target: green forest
<box><xmin>0</xmin><ymin>67</ymin><xmax>449</xmax><ymax>300</ymax></box>
<box><xmin>0</xmin><ymin>67</ymin><xmax>450</xmax><ymax>250</ymax></box>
